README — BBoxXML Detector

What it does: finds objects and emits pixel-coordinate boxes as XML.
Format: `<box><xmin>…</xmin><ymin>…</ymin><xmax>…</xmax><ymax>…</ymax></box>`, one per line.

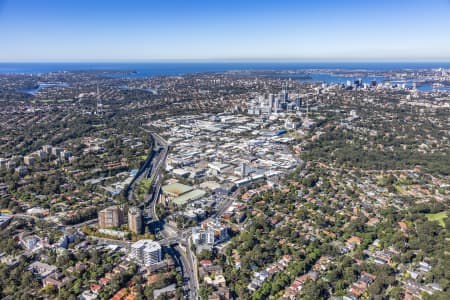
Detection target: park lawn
<box><xmin>426</xmin><ymin>211</ymin><xmax>447</xmax><ymax>227</ymax></box>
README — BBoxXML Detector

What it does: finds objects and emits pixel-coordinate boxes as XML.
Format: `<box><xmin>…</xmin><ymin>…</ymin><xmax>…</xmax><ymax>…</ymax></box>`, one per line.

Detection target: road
<box><xmin>176</xmin><ymin>244</ymin><xmax>199</xmax><ymax>300</ymax></box>
<box><xmin>132</xmin><ymin>130</ymin><xmax>199</xmax><ymax>299</ymax></box>
<box><xmin>213</xmin><ymin>195</ymin><xmax>236</xmax><ymax>218</ymax></box>
<box><xmin>125</xmin><ymin>135</ymin><xmax>156</xmax><ymax>202</ymax></box>
<box><xmin>145</xmin><ymin>132</ymin><xmax>253</xmax><ymax>300</ymax></box>
<box><xmin>132</xmin><ymin>130</ymin><xmax>251</xmax><ymax>299</ymax></box>
<box><xmin>144</xmin><ymin>132</ymin><xmax>169</xmax><ymax>219</ymax></box>
<box><xmin>124</xmin><ymin>131</ymin><xmax>168</xmax><ymax>206</ymax></box>
<box><xmin>91</xmin><ymin>236</ymin><xmax>132</xmax><ymax>248</ymax></box>
<box><xmin>14</xmin><ymin>214</ymin><xmax>98</xmax><ymax>230</ymax></box>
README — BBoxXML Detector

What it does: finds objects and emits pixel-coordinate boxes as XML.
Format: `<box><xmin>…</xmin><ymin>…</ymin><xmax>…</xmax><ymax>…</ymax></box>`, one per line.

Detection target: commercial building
<box><xmin>234</xmin><ymin>163</ymin><xmax>254</xmax><ymax>177</ymax></box>
<box><xmin>98</xmin><ymin>205</ymin><xmax>125</xmax><ymax>228</ymax></box>
<box><xmin>208</xmin><ymin>162</ymin><xmax>230</xmax><ymax>174</ymax></box>
<box><xmin>162</xmin><ymin>182</ymin><xmax>193</xmax><ymax>197</ymax></box>
<box><xmin>162</xmin><ymin>182</ymin><xmax>206</xmax><ymax>207</ymax></box>
<box><xmin>130</xmin><ymin>239</ymin><xmax>162</xmax><ymax>266</ymax></box>
<box><xmin>285</xmin><ymin>119</ymin><xmax>299</xmax><ymax>129</ymax></box>
<box><xmin>128</xmin><ymin>207</ymin><xmax>143</xmax><ymax>234</ymax></box>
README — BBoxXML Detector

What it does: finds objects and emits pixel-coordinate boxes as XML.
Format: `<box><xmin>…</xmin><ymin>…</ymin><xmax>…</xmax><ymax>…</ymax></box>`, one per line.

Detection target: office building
<box><xmin>269</xmin><ymin>93</ymin><xmax>275</xmax><ymax>109</ymax></box>
<box><xmin>280</xmin><ymin>91</ymin><xmax>288</xmax><ymax>104</ymax></box>
<box><xmin>98</xmin><ymin>205</ymin><xmax>125</xmax><ymax>228</ymax></box>
<box><xmin>285</xmin><ymin>119</ymin><xmax>299</xmax><ymax>129</ymax></box>
<box><xmin>128</xmin><ymin>207</ymin><xmax>143</xmax><ymax>234</ymax></box>
<box><xmin>274</xmin><ymin>96</ymin><xmax>280</xmax><ymax>112</ymax></box>
<box><xmin>234</xmin><ymin>163</ymin><xmax>253</xmax><ymax>177</ymax></box>
<box><xmin>130</xmin><ymin>239</ymin><xmax>162</xmax><ymax>266</ymax></box>
<box><xmin>295</xmin><ymin>97</ymin><xmax>302</xmax><ymax>108</ymax></box>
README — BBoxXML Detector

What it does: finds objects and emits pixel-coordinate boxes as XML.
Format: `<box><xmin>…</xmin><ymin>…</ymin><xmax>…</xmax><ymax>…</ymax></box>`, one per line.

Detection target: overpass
<box><xmin>124</xmin><ymin>134</ymin><xmax>156</xmax><ymax>202</ymax></box>
<box><xmin>126</xmin><ymin>129</ymin><xmax>199</xmax><ymax>299</ymax></box>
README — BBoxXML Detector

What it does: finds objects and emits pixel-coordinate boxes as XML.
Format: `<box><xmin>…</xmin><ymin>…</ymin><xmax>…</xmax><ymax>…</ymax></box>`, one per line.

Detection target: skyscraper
<box><xmin>274</xmin><ymin>96</ymin><xmax>280</xmax><ymax>112</ymax></box>
<box><xmin>280</xmin><ymin>83</ymin><xmax>289</xmax><ymax>104</ymax></box>
<box><xmin>296</xmin><ymin>97</ymin><xmax>302</xmax><ymax>108</ymax></box>
<box><xmin>269</xmin><ymin>93</ymin><xmax>275</xmax><ymax>109</ymax></box>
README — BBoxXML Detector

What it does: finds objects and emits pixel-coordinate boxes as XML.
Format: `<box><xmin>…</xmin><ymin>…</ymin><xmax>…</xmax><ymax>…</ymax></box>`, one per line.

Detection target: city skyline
<box><xmin>1</xmin><ymin>0</ymin><xmax>450</xmax><ymax>62</ymax></box>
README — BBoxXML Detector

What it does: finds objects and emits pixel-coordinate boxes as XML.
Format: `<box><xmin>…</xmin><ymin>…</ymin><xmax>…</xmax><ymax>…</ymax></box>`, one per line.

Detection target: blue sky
<box><xmin>0</xmin><ymin>0</ymin><xmax>449</xmax><ymax>62</ymax></box>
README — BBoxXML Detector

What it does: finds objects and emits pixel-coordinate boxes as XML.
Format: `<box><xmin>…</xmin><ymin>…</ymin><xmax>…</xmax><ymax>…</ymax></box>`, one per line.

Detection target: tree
<box><xmin>301</xmin><ymin>280</ymin><xmax>329</xmax><ymax>300</ymax></box>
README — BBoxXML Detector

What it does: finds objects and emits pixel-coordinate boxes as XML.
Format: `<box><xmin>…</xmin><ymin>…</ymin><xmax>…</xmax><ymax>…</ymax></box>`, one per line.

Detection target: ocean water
<box><xmin>1</xmin><ymin>62</ymin><xmax>450</xmax><ymax>76</ymax></box>
<box><xmin>2</xmin><ymin>62</ymin><xmax>450</xmax><ymax>93</ymax></box>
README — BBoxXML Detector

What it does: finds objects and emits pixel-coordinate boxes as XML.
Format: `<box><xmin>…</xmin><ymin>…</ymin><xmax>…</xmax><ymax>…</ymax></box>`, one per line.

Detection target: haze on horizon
<box><xmin>1</xmin><ymin>0</ymin><xmax>450</xmax><ymax>63</ymax></box>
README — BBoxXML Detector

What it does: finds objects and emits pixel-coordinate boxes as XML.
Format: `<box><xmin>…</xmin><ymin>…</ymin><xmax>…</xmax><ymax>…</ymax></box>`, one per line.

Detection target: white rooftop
<box><xmin>131</xmin><ymin>239</ymin><xmax>161</xmax><ymax>252</ymax></box>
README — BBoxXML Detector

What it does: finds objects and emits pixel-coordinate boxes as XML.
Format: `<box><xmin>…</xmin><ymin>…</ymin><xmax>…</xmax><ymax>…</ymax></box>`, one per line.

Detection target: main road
<box><xmin>135</xmin><ymin>130</ymin><xmax>246</xmax><ymax>300</ymax></box>
<box><xmin>136</xmin><ymin>130</ymin><xmax>199</xmax><ymax>300</ymax></box>
<box><xmin>124</xmin><ymin>135</ymin><xmax>155</xmax><ymax>203</ymax></box>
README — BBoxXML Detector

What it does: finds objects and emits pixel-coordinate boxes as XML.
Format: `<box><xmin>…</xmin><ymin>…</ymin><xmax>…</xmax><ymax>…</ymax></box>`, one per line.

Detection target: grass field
<box><xmin>426</xmin><ymin>211</ymin><xmax>447</xmax><ymax>227</ymax></box>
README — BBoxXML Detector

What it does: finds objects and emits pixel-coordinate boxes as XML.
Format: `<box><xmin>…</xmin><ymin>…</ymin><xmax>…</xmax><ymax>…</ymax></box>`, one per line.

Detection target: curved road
<box><xmin>138</xmin><ymin>130</ymin><xmax>200</xmax><ymax>300</ymax></box>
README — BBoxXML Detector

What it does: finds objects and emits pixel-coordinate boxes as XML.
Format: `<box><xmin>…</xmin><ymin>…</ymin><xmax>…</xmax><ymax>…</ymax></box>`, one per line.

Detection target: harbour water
<box><xmin>1</xmin><ymin>62</ymin><xmax>450</xmax><ymax>75</ymax></box>
<box><xmin>2</xmin><ymin>62</ymin><xmax>450</xmax><ymax>93</ymax></box>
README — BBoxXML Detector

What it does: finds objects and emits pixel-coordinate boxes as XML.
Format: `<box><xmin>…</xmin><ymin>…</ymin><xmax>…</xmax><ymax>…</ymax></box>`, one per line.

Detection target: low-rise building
<box><xmin>42</xmin><ymin>272</ymin><xmax>73</xmax><ymax>289</ymax></box>
<box><xmin>27</xmin><ymin>261</ymin><xmax>58</xmax><ymax>279</ymax></box>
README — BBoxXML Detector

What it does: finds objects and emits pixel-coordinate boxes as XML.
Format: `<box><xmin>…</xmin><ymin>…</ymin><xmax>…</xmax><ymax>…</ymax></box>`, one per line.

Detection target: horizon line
<box><xmin>1</xmin><ymin>59</ymin><xmax>450</xmax><ymax>64</ymax></box>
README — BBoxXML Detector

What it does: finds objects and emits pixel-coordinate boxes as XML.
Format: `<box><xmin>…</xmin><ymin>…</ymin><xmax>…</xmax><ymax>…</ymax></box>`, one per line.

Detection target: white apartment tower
<box><xmin>130</xmin><ymin>240</ymin><xmax>162</xmax><ymax>266</ymax></box>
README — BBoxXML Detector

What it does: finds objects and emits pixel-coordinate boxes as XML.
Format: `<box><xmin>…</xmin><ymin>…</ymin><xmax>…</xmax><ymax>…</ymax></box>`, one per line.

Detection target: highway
<box><xmin>133</xmin><ymin>130</ymin><xmax>199</xmax><ymax>300</ymax></box>
<box><xmin>132</xmin><ymin>130</ymin><xmax>245</xmax><ymax>299</ymax></box>
<box><xmin>144</xmin><ymin>132</ymin><xmax>169</xmax><ymax>219</ymax></box>
<box><xmin>17</xmin><ymin>128</ymin><xmax>239</xmax><ymax>300</ymax></box>
<box><xmin>176</xmin><ymin>244</ymin><xmax>199</xmax><ymax>300</ymax></box>
<box><xmin>124</xmin><ymin>135</ymin><xmax>156</xmax><ymax>203</ymax></box>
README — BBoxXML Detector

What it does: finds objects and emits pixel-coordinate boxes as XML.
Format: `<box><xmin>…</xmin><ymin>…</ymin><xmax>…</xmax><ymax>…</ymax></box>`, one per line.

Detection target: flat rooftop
<box><xmin>173</xmin><ymin>189</ymin><xmax>206</xmax><ymax>206</ymax></box>
<box><xmin>162</xmin><ymin>182</ymin><xmax>193</xmax><ymax>197</ymax></box>
<box><xmin>131</xmin><ymin>239</ymin><xmax>161</xmax><ymax>251</ymax></box>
